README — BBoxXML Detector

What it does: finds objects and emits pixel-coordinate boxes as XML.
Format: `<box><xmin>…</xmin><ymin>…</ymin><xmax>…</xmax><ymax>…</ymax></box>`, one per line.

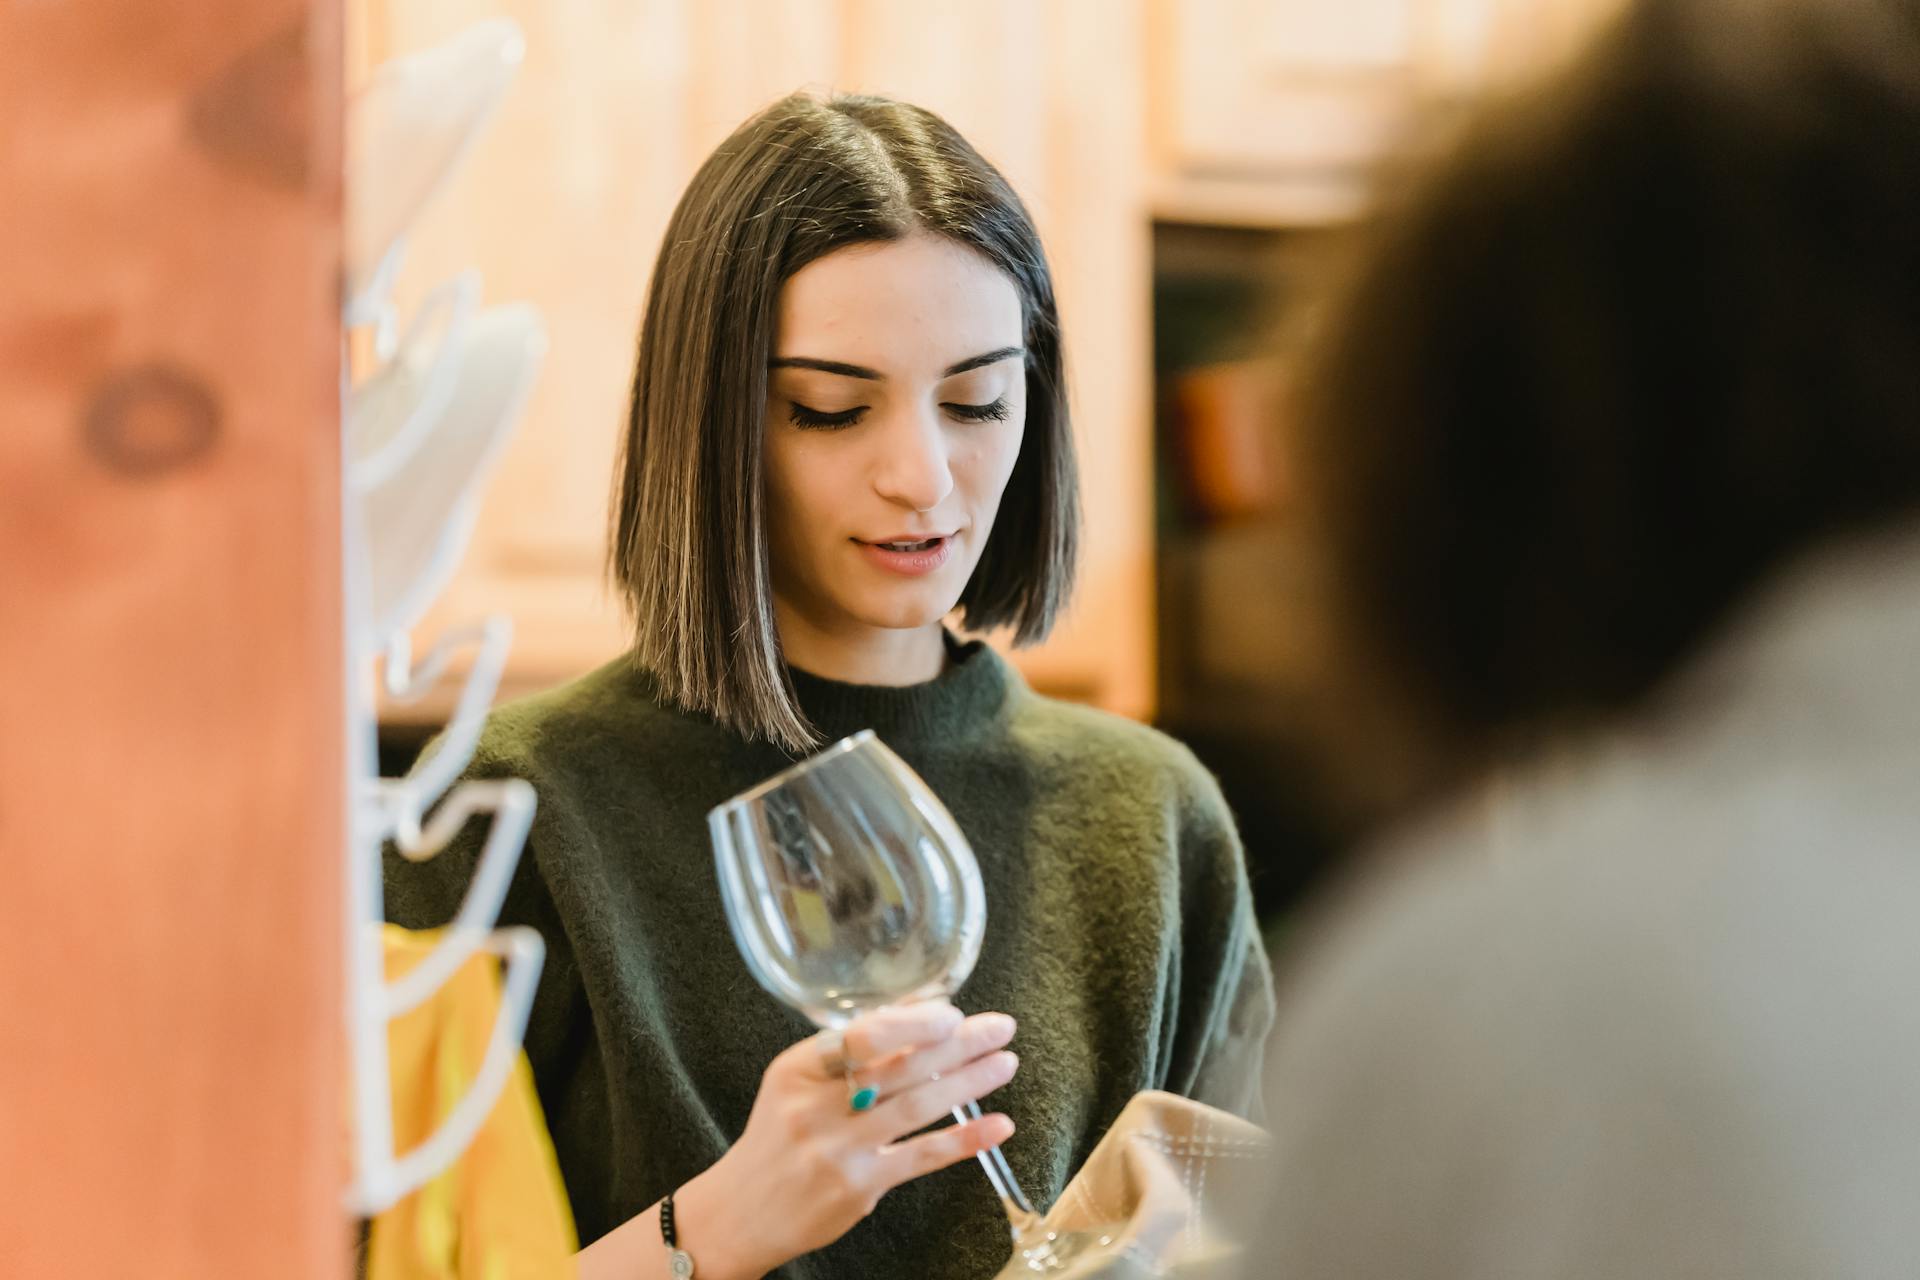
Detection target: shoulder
<box><xmin>1268</xmin><ymin>727</ymin><xmax>1918</xmax><ymax>1117</ymax></box>
<box><xmin>1007</xmin><ymin>687</ymin><xmax>1208</xmax><ymax>777</ymax></box>
<box><xmin>1259</xmin><ymin>808</ymin><xmax>1629</xmax><ymax>1249</ymax></box>
<box><xmin>1262</xmin><ymin>757</ymin><xmax>1920</xmax><ymax>1274</ymax></box>
<box><xmin>1004</xmin><ymin>686</ymin><xmax>1233</xmax><ymax>827</ymax></box>
<box><xmin>458</xmin><ymin>654</ymin><xmax>716</xmax><ymax>791</ymax></box>
<box><xmin>1273</xmin><ymin>780</ymin><xmax>1667</xmax><ymax>1055</ymax></box>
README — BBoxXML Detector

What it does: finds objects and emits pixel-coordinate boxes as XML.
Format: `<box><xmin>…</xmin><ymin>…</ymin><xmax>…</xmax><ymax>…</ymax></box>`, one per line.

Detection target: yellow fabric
<box><xmin>367</xmin><ymin>924</ymin><xmax>578</xmax><ymax>1280</ymax></box>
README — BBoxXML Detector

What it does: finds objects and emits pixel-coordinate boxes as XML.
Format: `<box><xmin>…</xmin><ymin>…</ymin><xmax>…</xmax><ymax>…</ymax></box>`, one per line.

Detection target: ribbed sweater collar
<box><xmin>786</xmin><ymin>634</ymin><xmax>1014</xmax><ymax>749</ymax></box>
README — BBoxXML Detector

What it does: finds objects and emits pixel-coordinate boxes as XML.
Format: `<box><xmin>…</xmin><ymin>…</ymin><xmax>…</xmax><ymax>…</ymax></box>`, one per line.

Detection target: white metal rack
<box><xmin>336</xmin><ymin>17</ymin><xmax>550</xmax><ymax>1217</ymax></box>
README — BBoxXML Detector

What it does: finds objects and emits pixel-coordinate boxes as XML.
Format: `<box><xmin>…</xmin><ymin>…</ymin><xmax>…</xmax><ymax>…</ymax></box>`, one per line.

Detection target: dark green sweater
<box><xmin>385</xmin><ymin>638</ymin><xmax>1273</xmax><ymax>1279</ymax></box>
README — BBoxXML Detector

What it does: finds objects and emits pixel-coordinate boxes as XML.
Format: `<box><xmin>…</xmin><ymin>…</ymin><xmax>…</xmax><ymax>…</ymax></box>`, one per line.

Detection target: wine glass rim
<box><xmin>709</xmin><ymin>728</ymin><xmax>880</xmax><ymax>817</ymax></box>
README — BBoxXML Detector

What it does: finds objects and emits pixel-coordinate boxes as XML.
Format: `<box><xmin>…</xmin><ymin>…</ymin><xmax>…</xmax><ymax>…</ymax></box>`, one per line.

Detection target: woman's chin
<box><xmin>845</xmin><ymin>587</ymin><xmax>964</xmax><ymax>633</ymax></box>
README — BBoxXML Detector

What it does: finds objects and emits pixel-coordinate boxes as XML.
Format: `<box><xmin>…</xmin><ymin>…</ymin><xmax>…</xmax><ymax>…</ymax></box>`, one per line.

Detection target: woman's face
<box><xmin>763</xmin><ymin>232</ymin><xmax>1028</xmax><ymax>643</ymax></box>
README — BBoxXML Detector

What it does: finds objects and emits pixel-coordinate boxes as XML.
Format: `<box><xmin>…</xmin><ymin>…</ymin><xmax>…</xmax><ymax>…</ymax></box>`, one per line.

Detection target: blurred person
<box><xmin>1252</xmin><ymin>0</ymin><xmax>1920</xmax><ymax>1274</ymax></box>
<box><xmin>384</xmin><ymin>91</ymin><xmax>1272</xmax><ymax>1280</ymax></box>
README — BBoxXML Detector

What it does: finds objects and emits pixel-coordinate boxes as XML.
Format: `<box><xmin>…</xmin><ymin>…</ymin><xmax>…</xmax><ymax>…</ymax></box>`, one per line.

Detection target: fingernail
<box><xmin>996</xmin><ymin>1051</ymin><xmax>1019</xmax><ymax>1077</ymax></box>
<box><xmin>979</xmin><ymin>1013</ymin><xmax>1016</xmax><ymax>1041</ymax></box>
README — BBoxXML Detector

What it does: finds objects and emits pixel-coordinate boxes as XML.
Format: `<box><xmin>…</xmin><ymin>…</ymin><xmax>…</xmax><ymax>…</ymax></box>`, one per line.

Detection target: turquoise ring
<box><xmin>848</xmin><ymin>1081</ymin><xmax>879</xmax><ymax>1112</ymax></box>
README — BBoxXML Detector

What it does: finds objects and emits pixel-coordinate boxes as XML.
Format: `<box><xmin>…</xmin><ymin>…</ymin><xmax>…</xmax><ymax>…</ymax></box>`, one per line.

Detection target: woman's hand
<box><xmin>673</xmin><ymin>1000</ymin><xmax>1020</xmax><ymax>1278</ymax></box>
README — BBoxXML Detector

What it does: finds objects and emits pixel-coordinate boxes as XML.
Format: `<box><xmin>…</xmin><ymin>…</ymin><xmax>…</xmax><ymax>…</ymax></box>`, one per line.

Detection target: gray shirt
<box><xmin>1257</xmin><ymin>524</ymin><xmax>1920</xmax><ymax>1279</ymax></box>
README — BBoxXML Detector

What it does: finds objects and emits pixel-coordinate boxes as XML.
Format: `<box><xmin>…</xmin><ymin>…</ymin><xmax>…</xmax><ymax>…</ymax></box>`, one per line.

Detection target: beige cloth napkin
<box><xmin>993</xmin><ymin>1091</ymin><xmax>1271</xmax><ymax>1279</ymax></box>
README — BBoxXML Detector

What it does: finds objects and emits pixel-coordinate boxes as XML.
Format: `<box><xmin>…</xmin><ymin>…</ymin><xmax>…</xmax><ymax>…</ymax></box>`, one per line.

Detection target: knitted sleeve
<box><xmin>1163</xmin><ymin>751</ymin><xmax>1277</xmax><ymax>1122</ymax></box>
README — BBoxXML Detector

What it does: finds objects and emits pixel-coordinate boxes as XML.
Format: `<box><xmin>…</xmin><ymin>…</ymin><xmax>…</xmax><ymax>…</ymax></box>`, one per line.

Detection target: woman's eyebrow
<box><xmin>769</xmin><ymin>356</ymin><xmax>879</xmax><ymax>380</ymax></box>
<box><xmin>941</xmin><ymin>347</ymin><xmax>1023</xmax><ymax>377</ymax></box>
<box><xmin>768</xmin><ymin>346</ymin><xmax>1024</xmax><ymax>381</ymax></box>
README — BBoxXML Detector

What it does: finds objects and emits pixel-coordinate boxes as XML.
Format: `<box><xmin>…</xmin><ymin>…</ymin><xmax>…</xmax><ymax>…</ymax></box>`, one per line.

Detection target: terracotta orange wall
<box><xmin>0</xmin><ymin>2</ymin><xmax>347</xmax><ymax>1274</ymax></box>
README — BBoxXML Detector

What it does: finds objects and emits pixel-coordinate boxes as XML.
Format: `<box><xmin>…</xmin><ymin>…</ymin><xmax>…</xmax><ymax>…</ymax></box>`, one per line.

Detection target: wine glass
<box><xmin>709</xmin><ymin>730</ymin><xmax>1109</xmax><ymax>1272</ymax></box>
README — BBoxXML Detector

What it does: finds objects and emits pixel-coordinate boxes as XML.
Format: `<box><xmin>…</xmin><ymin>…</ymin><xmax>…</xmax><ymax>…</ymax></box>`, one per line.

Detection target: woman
<box><xmin>1254</xmin><ymin>0</ymin><xmax>1920</xmax><ymax>1274</ymax></box>
<box><xmin>386</xmin><ymin>92</ymin><xmax>1271</xmax><ymax>1280</ymax></box>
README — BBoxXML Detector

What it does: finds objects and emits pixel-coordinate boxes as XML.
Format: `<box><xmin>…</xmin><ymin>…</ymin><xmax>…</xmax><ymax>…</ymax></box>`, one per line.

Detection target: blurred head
<box><xmin>612</xmin><ymin>93</ymin><xmax>1077</xmax><ymax>752</ymax></box>
<box><xmin>1293</xmin><ymin>0</ymin><xmax>1920</xmax><ymax>792</ymax></box>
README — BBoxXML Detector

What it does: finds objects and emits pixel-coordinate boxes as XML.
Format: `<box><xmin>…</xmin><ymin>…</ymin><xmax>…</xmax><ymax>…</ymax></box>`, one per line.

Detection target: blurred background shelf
<box><xmin>1149</xmin><ymin>221</ymin><xmax>1352</xmax><ymax>920</ymax></box>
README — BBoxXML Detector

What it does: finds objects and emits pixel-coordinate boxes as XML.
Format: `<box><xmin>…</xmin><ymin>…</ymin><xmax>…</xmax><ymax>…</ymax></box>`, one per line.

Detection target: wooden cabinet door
<box><xmin>1145</xmin><ymin>0</ymin><xmax>1630</xmax><ymax>225</ymax></box>
<box><xmin>1157</xmin><ymin>0</ymin><xmax>1422</xmax><ymax>177</ymax></box>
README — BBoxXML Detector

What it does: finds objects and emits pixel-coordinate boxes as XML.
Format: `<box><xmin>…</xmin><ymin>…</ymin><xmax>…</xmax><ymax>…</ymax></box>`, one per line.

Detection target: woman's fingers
<box><xmin>873</xmin><ymin>1110</ymin><xmax>1017</xmax><ymax>1190</ymax></box>
<box><xmin>784</xmin><ymin>1002</ymin><xmax>963</xmax><ymax>1082</ymax></box>
<box><xmin>721</xmin><ymin>1005</ymin><xmax>1014</xmax><ymax>1271</ymax></box>
<box><xmin>853</xmin><ymin>1012</ymin><xmax>1015</xmax><ymax>1095</ymax></box>
<box><xmin>854</xmin><ymin>1047</ymin><xmax>1019</xmax><ymax>1143</ymax></box>
<box><xmin>838</xmin><ymin>1001</ymin><xmax>964</xmax><ymax>1068</ymax></box>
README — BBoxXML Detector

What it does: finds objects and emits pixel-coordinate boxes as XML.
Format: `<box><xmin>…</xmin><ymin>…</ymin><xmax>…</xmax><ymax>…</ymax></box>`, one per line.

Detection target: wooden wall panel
<box><xmin>0</xmin><ymin>2</ymin><xmax>346</xmax><ymax>1275</ymax></box>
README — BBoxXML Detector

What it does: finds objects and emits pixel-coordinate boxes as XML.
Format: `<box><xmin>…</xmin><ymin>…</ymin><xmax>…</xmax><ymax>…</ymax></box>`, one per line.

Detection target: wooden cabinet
<box><xmin>1146</xmin><ymin>0</ymin><xmax>1630</xmax><ymax>225</ymax></box>
<box><xmin>354</xmin><ymin>0</ymin><xmax>1156</xmax><ymax>721</ymax></box>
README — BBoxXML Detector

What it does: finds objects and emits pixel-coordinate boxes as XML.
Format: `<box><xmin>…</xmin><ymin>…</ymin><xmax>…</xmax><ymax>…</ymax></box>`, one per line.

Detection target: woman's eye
<box><xmin>945</xmin><ymin>398</ymin><xmax>1011</xmax><ymax>424</ymax></box>
<box><xmin>788</xmin><ymin>402</ymin><xmax>866</xmax><ymax>430</ymax></box>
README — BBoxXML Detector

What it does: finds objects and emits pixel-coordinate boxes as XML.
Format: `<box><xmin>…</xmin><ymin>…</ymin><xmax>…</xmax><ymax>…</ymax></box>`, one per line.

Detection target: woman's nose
<box><xmin>871</xmin><ymin>408</ymin><xmax>955</xmax><ymax>513</ymax></box>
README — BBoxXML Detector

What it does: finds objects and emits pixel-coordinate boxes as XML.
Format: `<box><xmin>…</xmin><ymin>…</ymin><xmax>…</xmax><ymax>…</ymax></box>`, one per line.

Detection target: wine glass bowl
<box><xmin>710</xmin><ymin>730</ymin><xmax>986</xmax><ymax>1027</ymax></box>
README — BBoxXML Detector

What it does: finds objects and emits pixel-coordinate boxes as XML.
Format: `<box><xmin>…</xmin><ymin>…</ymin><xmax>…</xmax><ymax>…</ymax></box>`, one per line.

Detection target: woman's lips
<box><xmin>853</xmin><ymin>533</ymin><xmax>955</xmax><ymax>576</ymax></box>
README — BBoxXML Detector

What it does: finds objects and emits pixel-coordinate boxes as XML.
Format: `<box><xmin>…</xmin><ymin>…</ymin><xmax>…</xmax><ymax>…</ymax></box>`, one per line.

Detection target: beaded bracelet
<box><xmin>660</xmin><ymin>1190</ymin><xmax>696</xmax><ymax>1278</ymax></box>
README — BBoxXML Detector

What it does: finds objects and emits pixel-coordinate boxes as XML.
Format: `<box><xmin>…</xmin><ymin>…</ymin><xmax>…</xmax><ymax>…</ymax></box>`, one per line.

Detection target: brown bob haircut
<box><xmin>1296</xmin><ymin>0</ymin><xmax>1920</xmax><ymax>767</ymax></box>
<box><xmin>610</xmin><ymin>92</ymin><xmax>1078</xmax><ymax>753</ymax></box>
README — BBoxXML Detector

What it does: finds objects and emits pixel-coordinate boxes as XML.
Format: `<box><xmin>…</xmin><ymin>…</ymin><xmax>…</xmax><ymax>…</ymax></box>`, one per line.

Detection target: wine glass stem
<box><xmin>953</xmin><ymin>1099</ymin><xmax>1043</xmax><ymax>1238</ymax></box>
